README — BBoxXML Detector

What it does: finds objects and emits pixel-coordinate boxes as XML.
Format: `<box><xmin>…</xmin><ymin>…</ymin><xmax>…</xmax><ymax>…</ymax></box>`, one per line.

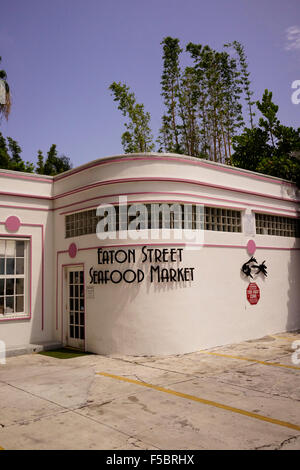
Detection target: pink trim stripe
<box><xmin>4</xmin><ymin>177</ymin><xmax>297</xmax><ymax>206</ymax></box>
<box><xmin>52</xmin><ymin>177</ymin><xmax>300</xmax><ymax>204</ymax></box>
<box><xmin>78</xmin><ymin>243</ymin><xmax>300</xmax><ymax>252</ymax></box>
<box><xmin>0</xmin><ymin>188</ymin><xmax>299</xmax><ymax>216</ymax></box>
<box><xmin>60</xmin><ymin>199</ymin><xmax>246</xmax><ymax>216</ymax></box>
<box><xmin>59</xmin><ymin>196</ymin><xmax>299</xmax><ymax>218</ymax></box>
<box><xmin>0</xmin><ymin>204</ymin><xmax>50</xmax><ymax>212</ymax></box>
<box><xmin>0</xmin><ymin>172</ymin><xmax>52</xmax><ymax>183</ymax></box>
<box><xmin>53</xmin><ymin>154</ymin><xmax>297</xmax><ymax>187</ymax></box>
<box><xmin>0</xmin><ymin>190</ymin><xmax>51</xmax><ymax>201</ymax></box>
<box><xmin>0</xmin><ymin>234</ymin><xmax>32</xmax><ymax>322</ymax></box>
<box><xmin>56</xmin><ymin>191</ymin><xmax>299</xmax><ymax>214</ymax></box>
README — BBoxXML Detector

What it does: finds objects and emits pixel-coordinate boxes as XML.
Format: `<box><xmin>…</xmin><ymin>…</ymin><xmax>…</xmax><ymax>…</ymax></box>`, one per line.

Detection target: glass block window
<box><xmin>65</xmin><ymin>210</ymin><xmax>99</xmax><ymax>238</ymax></box>
<box><xmin>65</xmin><ymin>204</ymin><xmax>242</xmax><ymax>237</ymax></box>
<box><xmin>204</xmin><ymin>207</ymin><xmax>242</xmax><ymax>232</ymax></box>
<box><xmin>255</xmin><ymin>213</ymin><xmax>300</xmax><ymax>237</ymax></box>
<box><xmin>0</xmin><ymin>239</ymin><xmax>28</xmax><ymax>317</ymax></box>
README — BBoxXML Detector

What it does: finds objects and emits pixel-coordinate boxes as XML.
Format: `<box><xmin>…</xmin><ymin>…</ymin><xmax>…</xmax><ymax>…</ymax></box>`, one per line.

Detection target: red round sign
<box><xmin>246</xmin><ymin>282</ymin><xmax>260</xmax><ymax>305</ymax></box>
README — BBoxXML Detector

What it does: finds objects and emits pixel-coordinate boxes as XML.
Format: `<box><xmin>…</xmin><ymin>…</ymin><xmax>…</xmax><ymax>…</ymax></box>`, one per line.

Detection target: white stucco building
<box><xmin>0</xmin><ymin>153</ymin><xmax>299</xmax><ymax>356</ymax></box>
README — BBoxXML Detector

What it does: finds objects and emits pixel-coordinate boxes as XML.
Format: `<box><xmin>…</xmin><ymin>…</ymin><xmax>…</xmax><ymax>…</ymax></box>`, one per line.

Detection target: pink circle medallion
<box><xmin>5</xmin><ymin>216</ymin><xmax>21</xmax><ymax>233</ymax></box>
<box><xmin>68</xmin><ymin>242</ymin><xmax>77</xmax><ymax>258</ymax></box>
<box><xmin>247</xmin><ymin>239</ymin><xmax>256</xmax><ymax>256</ymax></box>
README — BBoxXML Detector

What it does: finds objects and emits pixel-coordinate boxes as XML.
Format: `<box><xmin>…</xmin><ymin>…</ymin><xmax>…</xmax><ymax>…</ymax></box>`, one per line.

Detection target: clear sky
<box><xmin>0</xmin><ymin>0</ymin><xmax>299</xmax><ymax>169</ymax></box>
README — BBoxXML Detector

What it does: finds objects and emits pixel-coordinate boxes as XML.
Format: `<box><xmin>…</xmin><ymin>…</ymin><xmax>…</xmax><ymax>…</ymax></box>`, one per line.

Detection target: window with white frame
<box><xmin>0</xmin><ymin>239</ymin><xmax>28</xmax><ymax>317</ymax></box>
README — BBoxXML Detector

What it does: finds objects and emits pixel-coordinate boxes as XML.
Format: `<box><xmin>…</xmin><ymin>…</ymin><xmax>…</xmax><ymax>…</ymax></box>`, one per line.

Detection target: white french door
<box><xmin>66</xmin><ymin>267</ymin><xmax>85</xmax><ymax>350</ymax></box>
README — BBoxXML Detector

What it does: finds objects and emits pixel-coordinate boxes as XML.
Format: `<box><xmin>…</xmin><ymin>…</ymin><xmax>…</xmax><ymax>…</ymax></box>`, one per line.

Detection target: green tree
<box><xmin>109</xmin><ymin>82</ymin><xmax>154</xmax><ymax>153</ymax></box>
<box><xmin>158</xmin><ymin>37</ymin><xmax>183</xmax><ymax>153</ymax></box>
<box><xmin>0</xmin><ymin>132</ymin><xmax>10</xmax><ymax>168</ymax></box>
<box><xmin>7</xmin><ymin>137</ymin><xmax>25</xmax><ymax>171</ymax></box>
<box><xmin>232</xmin><ymin>90</ymin><xmax>300</xmax><ymax>186</ymax></box>
<box><xmin>186</xmin><ymin>43</ymin><xmax>243</xmax><ymax>162</ymax></box>
<box><xmin>36</xmin><ymin>150</ymin><xmax>45</xmax><ymax>174</ymax></box>
<box><xmin>225</xmin><ymin>41</ymin><xmax>255</xmax><ymax>128</ymax></box>
<box><xmin>256</xmin><ymin>89</ymin><xmax>279</xmax><ymax>148</ymax></box>
<box><xmin>0</xmin><ymin>57</ymin><xmax>11</xmax><ymax>121</ymax></box>
<box><xmin>43</xmin><ymin>144</ymin><xmax>72</xmax><ymax>175</ymax></box>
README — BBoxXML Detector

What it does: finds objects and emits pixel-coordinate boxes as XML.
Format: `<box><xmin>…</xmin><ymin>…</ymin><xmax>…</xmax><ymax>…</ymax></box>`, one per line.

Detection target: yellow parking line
<box><xmin>96</xmin><ymin>372</ymin><xmax>300</xmax><ymax>432</ymax></box>
<box><xmin>200</xmin><ymin>351</ymin><xmax>300</xmax><ymax>370</ymax></box>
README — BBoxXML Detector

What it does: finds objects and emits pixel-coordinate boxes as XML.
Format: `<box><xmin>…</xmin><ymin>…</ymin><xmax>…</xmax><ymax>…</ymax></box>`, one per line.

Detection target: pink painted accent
<box><xmin>77</xmin><ymin>243</ymin><xmax>300</xmax><ymax>252</ymax></box>
<box><xmin>56</xmin><ymin>191</ymin><xmax>300</xmax><ymax>217</ymax></box>
<box><xmin>61</xmin><ymin>199</ymin><xmax>246</xmax><ymax>216</ymax></box>
<box><xmin>2</xmin><ymin>176</ymin><xmax>283</xmax><ymax>206</ymax></box>
<box><xmin>68</xmin><ymin>243</ymin><xmax>77</xmax><ymax>258</ymax></box>
<box><xmin>0</xmin><ymin>190</ymin><xmax>51</xmax><ymax>200</ymax></box>
<box><xmin>0</xmin><ymin>234</ymin><xmax>32</xmax><ymax>322</ymax></box>
<box><xmin>0</xmin><ymin>189</ymin><xmax>298</xmax><ymax>216</ymax></box>
<box><xmin>5</xmin><ymin>216</ymin><xmax>21</xmax><ymax>232</ymax></box>
<box><xmin>247</xmin><ymin>240</ymin><xmax>256</xmax><ymax>255</ymax></box>
<box><xmin>52</xmin><ymin>177</ymin><xmax>300</xmax><ymax>204</ymax></box>
<box><xmin>0</xmin><ymin>204</ymin><xmax>50</xmax><ymax>212</ymax></box>
<box><xmin>59</xmin><ymin>196</ymin><xmax>300</xmax><ymax>218</ymax></box>
<box><xmin>53</xmin><ymin>154</ymin><xmax>297</xmax><ymax>187</ymax></box>
<box><xmin>0</xmin><ymin>172</ymin><xmax>52</xmax><ymax>183</ymax></box>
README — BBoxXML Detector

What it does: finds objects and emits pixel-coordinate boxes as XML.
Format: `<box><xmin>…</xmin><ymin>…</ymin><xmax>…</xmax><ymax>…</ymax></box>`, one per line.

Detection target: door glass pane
<box><xmin>0</xmin><ymin>297</ymin><xmax>4</xmax><ymax>314</ymax></box>
<box><xmin>16</xmin><ymin>278</ymin><xmax>24</xmax><ymax>295</ymax></box>
<box><xmin>68</xmin><ymin>270</ymin><xmax>84</xmax><ymax>345</ymax></box>
<box><xmin>0</xmin><ymin>258</ymin><xmax>4</xmax><ymax>275</ymax></box>
<box><xmin>6</xmin><ymin>258</ymin><xmax>15</xmax><ymax>275</ymax></box>
<box><xmin>0</xmin><ymin>240</ymin><xmax>5</xmax><ymax>256</ymax></box>
<box><xmin>16</xmin><ymin>258</ymin><xmax>24</xmax><ymax>275</ymax></box>
<box><xmin>6</xmin><ymin>240</ymin><xmax>15</xmax><ymax>257</ymax></box>
<box><xmin>16</xmin><ymin>241</ymin><xmax>24</xmax><ymax>257</ymax></box>
<box><xmin>6</xmin><ymin>278</ymin><xmax>14</xmax><ymax>295</ymax></box>
<box><xmin>0</xmin><ymin>279</ymin><xmax>4</xmax><ymax>296</ymax></box>
<box><xmin>16</xmin><ymin>295</ymin><xmax>24</xmax><ymax>312</ymax></box>
<box><xmin>5</xmin><ymin>296</ymin><xmax>14</xmax><ymax>313</ymax></box>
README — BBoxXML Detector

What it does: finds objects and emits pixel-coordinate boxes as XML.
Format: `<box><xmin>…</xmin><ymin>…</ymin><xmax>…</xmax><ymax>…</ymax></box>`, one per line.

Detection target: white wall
<box><xmin>52</xmin><ymin>154</ymin><xmax>300</xmax><ymax>355</ymax></box>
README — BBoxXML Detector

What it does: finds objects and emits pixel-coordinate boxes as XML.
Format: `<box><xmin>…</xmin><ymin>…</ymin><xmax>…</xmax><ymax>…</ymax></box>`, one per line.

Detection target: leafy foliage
<box><xmin>0</xmin><ymin>133</ymin><xmax>72</xmax><ymax>175</ymax></box>
<box><xmin>109</xmin><ymin>82</ymin><xmax>154</xmax><ymax>153</ymax></box>
<box><xmin>232</xmin><ymin>90</ymin><xmax>300</xmax><ymax>186</ymax></box>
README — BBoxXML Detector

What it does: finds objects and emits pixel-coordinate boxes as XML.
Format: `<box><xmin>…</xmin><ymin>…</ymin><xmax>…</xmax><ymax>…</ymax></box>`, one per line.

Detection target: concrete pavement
<box><xmin>0</xmin><ymin>331</ymin><xmax>299</xmax><ymax>450</ymax></box>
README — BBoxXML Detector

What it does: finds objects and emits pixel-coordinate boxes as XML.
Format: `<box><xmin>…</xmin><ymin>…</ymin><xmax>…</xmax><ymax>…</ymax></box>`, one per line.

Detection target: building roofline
<box><xmin>0</xmin><ymin>153</ymin><xmax>298</xmax><ymax>188</ymax></box>
<box><xmin>53</xmin><ymin>152</ymin><xmax>298</xmax><ymax>187</ymax></box>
